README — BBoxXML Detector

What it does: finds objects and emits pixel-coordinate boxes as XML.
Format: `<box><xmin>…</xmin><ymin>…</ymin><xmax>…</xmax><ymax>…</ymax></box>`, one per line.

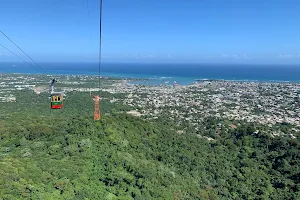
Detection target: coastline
<box><xmin>2</xmin><ymin>62</ymin><xmax>300</xmax><ymax>85</ymax></box>
<box><xmin>2</xmin><ymin>71</ymin><xmax>300</xmax><ymax>86</ymax></box>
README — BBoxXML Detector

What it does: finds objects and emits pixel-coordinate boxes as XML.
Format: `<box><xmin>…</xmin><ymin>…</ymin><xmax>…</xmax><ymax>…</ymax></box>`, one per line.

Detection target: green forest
<box><xmin>0</xmin><ymin>90</ymin><xmax>299</xmax><ymax>199</ymax></box>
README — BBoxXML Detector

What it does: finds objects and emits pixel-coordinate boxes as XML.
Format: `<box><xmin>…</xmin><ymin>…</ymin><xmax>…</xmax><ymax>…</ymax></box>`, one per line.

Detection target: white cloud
<box><xmin>124</xmin><ymin>53</ymin><xmax>157</xmax><ymax>60</ymax></box>
<box><xmin>221</xmin><ymin>53</ymin><xmax>250</xmax><ymax>60</ymax></box>
<box><xmin>242</xmin><ymin>54</ymin><xmax>249</xmax><ymax>60</ymax></box>
<box><xmin>277</xmin><ymin>54</ymin><xmax>300</xmax><ymax>59</ymax></box>
<box><xmin>278</xmin><ymin>54</ymin><xmax>293</xmax><ymax>58</ymax></box>
<box><xmin>221</xmin><ymin>54</ymin><xmax>229</xmax><ymax>57</ymax></box>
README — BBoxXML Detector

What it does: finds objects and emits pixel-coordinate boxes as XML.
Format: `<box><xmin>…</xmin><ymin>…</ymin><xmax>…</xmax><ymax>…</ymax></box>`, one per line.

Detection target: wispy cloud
<box><xmin>278</xmin><ymin>54</ymin><xmax>293</xmax><ymax>58</ymax></box>
<box><xmin>221</xmin><ymin>53</ymin><xmax>250</xmax><ymax>60</ymax></box>
<box><xmin>124</xmin><ymin>53</ymin><xmax>158</xmax><ymax>60</ymax></box>
<box><xmin>148</xmin><ymin>54</ymin><xmax>156</xmax><ymax>58</ymax></box>
<box><xmin>277</xmin><ymin>53</ymin><xmax>300</xmax><ymax>59</ymax></box>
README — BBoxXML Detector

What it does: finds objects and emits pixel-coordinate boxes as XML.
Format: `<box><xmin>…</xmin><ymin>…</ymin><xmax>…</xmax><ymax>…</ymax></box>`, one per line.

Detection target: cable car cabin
<box><xmin>50</xmin><ymin>92</ymin><xmax>64</xmax><ymax>109</ymax></box>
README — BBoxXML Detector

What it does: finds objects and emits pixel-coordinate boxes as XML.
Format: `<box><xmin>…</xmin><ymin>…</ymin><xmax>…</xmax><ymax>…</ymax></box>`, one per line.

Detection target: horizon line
<box><xmin>1</xmin><ymin>61</ymin><xmax>300</xmax><ymax>66</ymax></box>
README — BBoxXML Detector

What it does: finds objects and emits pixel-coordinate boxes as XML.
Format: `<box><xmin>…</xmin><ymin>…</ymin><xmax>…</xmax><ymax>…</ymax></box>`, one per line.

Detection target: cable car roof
<box><xmin>50</xmin><ymin>92</ymin><xmax>63</xmax><ymax>95</ymax></box>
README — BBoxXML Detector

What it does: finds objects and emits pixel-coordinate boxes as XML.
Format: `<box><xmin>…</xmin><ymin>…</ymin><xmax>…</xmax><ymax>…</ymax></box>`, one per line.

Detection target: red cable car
<box><xmin>50</xmin><ymin>92</ymin><xmax>64</xmax><ymax>109</ymax></box>
<box><xmin>49</xmin><ymin>79</ymin><xmax>64</xmax><ymax>109</ymax></box>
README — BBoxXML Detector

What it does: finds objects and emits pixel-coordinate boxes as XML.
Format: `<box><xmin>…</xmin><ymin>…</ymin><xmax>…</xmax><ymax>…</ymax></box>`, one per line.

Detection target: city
<box><xmin>1</xmin><ymin>73</ymin><xmax>299</xmax><ymax>139</ymax></box>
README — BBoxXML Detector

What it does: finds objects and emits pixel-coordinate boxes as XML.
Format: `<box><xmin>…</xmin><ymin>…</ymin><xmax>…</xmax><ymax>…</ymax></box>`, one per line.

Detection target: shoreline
<box><xmin>2</xmin><ymin>72</ymin><xmax>300</xmax><ymax>85</ymax></box>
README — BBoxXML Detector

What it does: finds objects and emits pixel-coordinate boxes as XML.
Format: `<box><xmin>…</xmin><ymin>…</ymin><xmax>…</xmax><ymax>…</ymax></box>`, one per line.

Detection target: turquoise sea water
<box><xmin>1</xmin><ymin>62</ymin><xmax>300</xmax><ymax>85</ymax></box>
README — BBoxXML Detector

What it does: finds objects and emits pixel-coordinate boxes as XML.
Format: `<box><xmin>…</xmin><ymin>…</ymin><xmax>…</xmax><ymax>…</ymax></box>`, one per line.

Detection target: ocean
<box><xmin>1</xmin><ymin>62</ymin><xmax>300</xmax><ymax>85</ymax></box>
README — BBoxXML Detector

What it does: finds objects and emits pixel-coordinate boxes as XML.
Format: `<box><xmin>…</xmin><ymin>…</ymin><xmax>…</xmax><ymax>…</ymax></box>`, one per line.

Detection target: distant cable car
<box><xmin>50</xmin><ymin>92</ymin><xmax>64</xmax><ymax>109</ymax></box>
<box><xmin>49</xmin><ymin>79</ymin><xmax>64</xmax><ymax>109</ymax></box>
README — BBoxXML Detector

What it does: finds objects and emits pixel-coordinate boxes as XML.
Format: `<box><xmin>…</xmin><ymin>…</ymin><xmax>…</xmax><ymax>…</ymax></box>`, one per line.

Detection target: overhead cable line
<box><xmin>0</xmin><ymin>43</ymin><xmax>39</xmax><ymax>70</ymax></box>
<box><xmin>0</xmin><ymin>30</ymin><xmax>46</xmax><ymax>73</ymax></box>
<box><xmin>98</xmin><ymin>0</ymin><xmax>103</xmax><ymax>92</ymax></box>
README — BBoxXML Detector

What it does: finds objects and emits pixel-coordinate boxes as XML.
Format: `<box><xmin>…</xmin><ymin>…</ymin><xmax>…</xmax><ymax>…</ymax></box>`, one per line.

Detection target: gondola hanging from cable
<box><xmin>49</xmin><ymin>79</ymin><xmax>64</xmax><ymax>109</ymax></box>
<box><xmin>50</xmin><ymin>92</ymin><xmax>64</xmax><ymax>109</ymax></box>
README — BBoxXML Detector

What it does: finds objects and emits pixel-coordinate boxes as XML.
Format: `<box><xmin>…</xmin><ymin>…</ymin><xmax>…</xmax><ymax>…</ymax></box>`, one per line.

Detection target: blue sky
<box><xmin>1</xmin><ymin>0</ymin><xmax>300</xmax><ymax>64</ymax></box>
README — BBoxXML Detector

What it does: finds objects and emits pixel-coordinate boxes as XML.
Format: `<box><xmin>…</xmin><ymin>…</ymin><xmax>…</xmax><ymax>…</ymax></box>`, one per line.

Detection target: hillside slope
<box><xmin>0</xmin><ymin>91</ymin><xmax>299</xmax><ymax>199</ymax></box>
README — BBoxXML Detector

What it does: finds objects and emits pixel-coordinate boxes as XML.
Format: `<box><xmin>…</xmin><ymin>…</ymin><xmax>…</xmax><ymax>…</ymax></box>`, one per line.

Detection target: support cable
<box><xmin>0</xmin><ymin>43</ymin><xmax>39</xmax><ymax>71</ymax></box>
<box><xmin>0</xmin><ymin>30</ymin><xmax>46</xmax><ymax>73</ymax></box>
<box><xmin>98</xmin><ymin>0</ymin><xmax>103</xmax><ymax>93</ymax></box>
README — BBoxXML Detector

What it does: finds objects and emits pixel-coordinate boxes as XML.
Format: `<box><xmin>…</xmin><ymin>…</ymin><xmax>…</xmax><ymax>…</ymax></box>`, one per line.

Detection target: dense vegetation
<box><xmin>0</xmin><ymin>90</ymin><xmax>299</xmax><ymax>199</ymax></box>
